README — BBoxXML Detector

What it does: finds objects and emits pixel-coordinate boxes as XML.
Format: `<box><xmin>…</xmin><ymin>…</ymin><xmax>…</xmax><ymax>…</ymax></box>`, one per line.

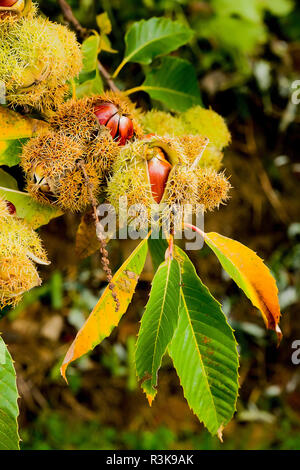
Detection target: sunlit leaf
<box><xmin>169</xmin><ymin>248</ymin><xmax>239</xmax><ymax>437</ymax></box>
<box><xmin>80</xmin><ymin>34</ymin><xmax>101</xmax><ymax>73</ymax></box>
<box><xmin>97</xmin><ymin>12</ymin><xmax>112</xmax><ymax>35</ymax></box>
<box><xmin>0</xmin><ymin>138</ymin><xmax>28</xmax><ymax>167</ymax></box>
<box><xmin>0</xmin><ymin>336</ymin><xmax>19</xmax><ymax>450</ymax></box>
<box><xmin>61</xmin><ymin>236</ymin><xmax>150</xmax><ymax>380</ymax></box>
<box><xmin>113</xmin><ymin>17</ymin><xmax>194</xmax><ymax>76</ymax></box>
<box><xmin>0</xmin><ymin>106</ymin><xmax>49</xmax><ymax>141</ymax></box>
<box><xmin>140</xmin><ymin>57</ymin><xmax>201</xmax><ymax>111</ymax></box>
<box><xmin>0</xmin><ymin>187</ymin><xmax>62</xmax><ymax>229</ymax></box>
<box><xmin>204</xmin><ymin>232</ymin><xmax>282</xmax><ymax>340</ymax></box>
<box><xmin>136</xmin><ymin>257</ymin><xmax>181</xmax><ymax>402</ymax></box>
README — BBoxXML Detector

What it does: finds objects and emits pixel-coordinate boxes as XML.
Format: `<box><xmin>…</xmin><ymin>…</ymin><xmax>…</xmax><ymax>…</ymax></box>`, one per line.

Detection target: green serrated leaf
<box><xmin>169</xmin><ymin>247</ymin><xmax>239</xmax><ymax>436</ymax></box>
<box><xmin>148</xmin><ymin>237</ymin><xmax>168</xmax><ymax>272</ymax></box>
<box><xmin>140</xmin><ymin>56</ymin><xmax>202</xmax><ymax>111</ymax></box>
<box><xmin>113</xmin><ymin>17</ymin><xmax>194</xmax><ymax>76</ymax></box>
<box><xmin>0</xmin><ymin>187</ymin><xmax>62</xmax><ymax>229</ymax></box>
<box><xmin>0</xmin><ymin>336</ymin><xmax>19</xmax><ymax>450</ymax></box>
<box><xmin>136</xmin><ymin>257</ymin><xmax>181</xmax><ymax>401</ymax></box>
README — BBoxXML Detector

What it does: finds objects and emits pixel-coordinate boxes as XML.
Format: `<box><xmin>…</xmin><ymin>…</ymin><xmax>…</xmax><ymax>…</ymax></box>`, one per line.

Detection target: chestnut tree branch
<box><xmin>58</xmin><ymin>0</ymin><xmax>119</xmax><ymax>92</ymax></box>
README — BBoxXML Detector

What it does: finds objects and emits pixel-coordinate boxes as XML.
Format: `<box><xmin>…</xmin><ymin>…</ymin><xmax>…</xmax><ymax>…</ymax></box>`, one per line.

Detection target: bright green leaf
<box><xmin>148</xmin><ymin>237</ymin><xmax>168</xmax><ymax>272</ymax></box>
<box><xmin>113</xmin><ymin>17</ymin><xmax>194</xmax><ymax>76</ymax></box>
<box><xmin>136</xmin><ymin>257</ymin><xmax>181</xmax><ymax>402</ymax></box>
<box><xmin>169</xmin><ymin>248</ymin><xmax>239</xmax><ymax>437</ymax></box>
<box><xmin>140</xmin><ymin>57</ymin><xmax>201</xmax><ymax>111</ymax></box>
<box><xmin>0</xmin><ymin>187</ymin><xmax>62</xmax><ymax>229</ymax></box>
<box><xmin>81</xmin><ymin>34</ymin><xmax>100</xmax><ymax>74</ymax></box>
<box><xmin>0</xmin><ymin>336</ymin><xmax>19</xmax><ymax>450</ymax></box>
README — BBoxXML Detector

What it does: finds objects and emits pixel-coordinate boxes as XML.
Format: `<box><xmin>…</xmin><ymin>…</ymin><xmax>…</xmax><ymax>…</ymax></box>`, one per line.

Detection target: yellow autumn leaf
<box><xmin>61</xmin><ymin>236</ymin><xmax>150</xmax><ymax>381</ymax></box>
<box><xmin>0</xmin><ymin>106</ymin><xmax>49</xmax><ymax>140</ymax></box>
<box><xmin>205</xmin><ymin>232</ymin><xmax>282</xmax><ymax>341</ymax></box>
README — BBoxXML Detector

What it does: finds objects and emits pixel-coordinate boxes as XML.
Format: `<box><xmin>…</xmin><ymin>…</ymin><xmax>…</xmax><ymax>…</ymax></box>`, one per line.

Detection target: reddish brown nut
<box><xmin>0</xmin><ymin>0</ymin><xmax>18</xmax><ymax>6</ymax></box>
<box><xmin>6</xmin><ymin>201</ymin><xmax>16</xmax><ymax>215</ymax></box>
<box><xmin>94</xmin><ymin>102</ymin><xmax>134</xmax><ymax>146</ymax></box>
<box><xmin>147</xmin><ymin>147</ymin><xmax>172</xmax><ymax>203</ymax></box>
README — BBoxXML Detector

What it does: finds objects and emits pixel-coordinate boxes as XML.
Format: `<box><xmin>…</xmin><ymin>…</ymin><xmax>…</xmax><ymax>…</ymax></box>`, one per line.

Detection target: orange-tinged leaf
<box><xmin>204</xmin><ymin>232</ymin><xmax>282</xmax><ymax>341</ymax></box>
<box><xmin>0</xmin><ymin>106</ymin><xmax>49</xmax><ymax>140</ymax></box>
<box><xmin>61</xmin><ymin>236</ymin><xmax>149</xmax><ymax>381</ymax></box>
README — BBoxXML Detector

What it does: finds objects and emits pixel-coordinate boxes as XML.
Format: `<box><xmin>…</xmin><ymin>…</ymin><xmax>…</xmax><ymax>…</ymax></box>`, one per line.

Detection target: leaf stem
<box><xmin>184</xmin><ymin>223</ymin><xmax>206</xmax><ymax>239</ymax></box>
<box><xmin>97</xmin><ymin>61</ymin><xmax>120</xmax><ymax>92</ymax></box>
<box><xmin>77</xmin><ymin>161</ymin><xmax>120</xmax><ymax>311</ymax></box>
<box><xmin>112</xmin><ymin>59</ymin><xmax>127</xmax><ymax>79</ymax></box>
<box><xmin>123</xmin><ymin>86</ymin><xmax>144</xmax><ymax>96</ymax></box>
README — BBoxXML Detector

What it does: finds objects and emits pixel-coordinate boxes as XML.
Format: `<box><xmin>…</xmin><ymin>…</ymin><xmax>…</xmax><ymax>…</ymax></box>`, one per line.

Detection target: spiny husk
<box><xmin>196</xmin><ymin>168</ymin><xmax>231</xmax><ymax>211</ymax></box>
<box><xmin>141</xmin><ymin>107</ymin><xmax>231</xmax><ymax>171</ymax></box>
<box><xmin>0</xmin><ymin>13</ymin><xmax>82</xmax><ymax>111</ymax></box>
<box><xmin>142</xmin><ymin>110</ymin><xmax>186</xmax><ymax>136</ymax></box>
<box><xmin>49</xmin><ymin>97</ymin><xmax>102</xmax><ymax>143</ymax></box>
<box><xmin>21</xmin><ymin>127</ymin><xmax>118</xmax><ymax>212</ymax></box>
<box><xmin>0</xmin><ymin>216</ymin><xmax>48</xmax><ymax>263</ymax></box>
<box><xmin>108</xmin><ymin>140</ymin><xmax>154</xmax><ymax>211</ymax></box>
<box><xmin>0</xmin><ymin>196</ymin><xmax>48</xmax><ymax>308</ymax></box>
<box><xmin>181</xmin><ymin>106</ymin><xmax>231</xmax><ymax>150</ymax></box>
<box><xmin>91</xmin><ymin>91</ymin><xmax>144</xmax><ymax>139</ymax></box>
<box><xmin>0</xmin><ymin>0</ymin><xmax>34</xmax><ymax>26</ymax></box>
<box><xmin>50</xmin><ymin>92</ymin><xmax>144</xmax><ymax>143</ymax></box>
<box><xmin>107</xmin><ymin>137</ymin><xmax>231</xmax><ymax>229</ymax></box>
<box><xmin>174</xmin><ymin>135</ymin><xmax>223</xmax><ymax>170</ymax></box>
<box><xmin>0</xmin><ymin>253</ymin><xmax>41</xmax><ymax>308</ymax></box>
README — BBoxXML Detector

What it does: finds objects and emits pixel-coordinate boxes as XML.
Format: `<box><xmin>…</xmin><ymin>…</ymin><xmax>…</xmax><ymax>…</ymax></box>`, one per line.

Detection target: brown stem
<box><xmin>97</xmin><ymin>61</ymin><xmax>119</xmax><ymax>92</ymax></box>
<box><xmin>77</xmin><ymin>161</ymin><xmax>120</xmax><ymax>312</ymax></box>
<box><xmin>58</xmin><ymin>0</ymin><xmax>119</xmax><ymax>92</ymax></box>
<box><xmin>58</xmin><ymin>0</ymin><xmax>86</xmax><ymax>36</ymax></box>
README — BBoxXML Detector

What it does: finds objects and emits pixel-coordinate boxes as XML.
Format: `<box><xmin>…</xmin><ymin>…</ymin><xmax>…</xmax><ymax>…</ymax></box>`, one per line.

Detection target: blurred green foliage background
<box><xmin>1</xmin><ymin>0</ymin><xmax>300</xmax><ymax>450</ymax></box>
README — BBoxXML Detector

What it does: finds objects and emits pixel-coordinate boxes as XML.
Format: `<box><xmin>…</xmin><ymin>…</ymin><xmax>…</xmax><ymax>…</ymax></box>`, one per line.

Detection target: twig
<box><xmin>58</xmin><ymin>0</ymin><xmax>86</xmax><ymax>37</ymax></box>
<box><xmin>77</xmin><ymin>161</ymin><xmax>120</xmax><ymax>311</ymax></box>
<box><xmin>58</xmin><ymin>0</ymin><xmax>119</xmax><ymax>92</ymax></box>
<box><xmin>98</xmin><ymin>61</ymin><xmax>119</xmax><ymax>92</ymax></box>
